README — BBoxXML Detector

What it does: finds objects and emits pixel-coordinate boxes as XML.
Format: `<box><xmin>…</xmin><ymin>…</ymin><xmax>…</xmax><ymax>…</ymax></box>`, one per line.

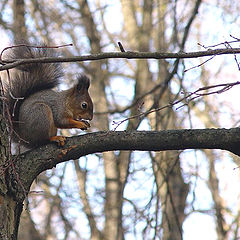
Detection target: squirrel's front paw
<box><xmin>79</xmin><ymin>120</ymin><xmax>91</xmax><ymax>130</ymax></box>
<box><xmin>68</xmin><ymin>118</ymin><xmax>91</xmax><ymax>130</ymax></box>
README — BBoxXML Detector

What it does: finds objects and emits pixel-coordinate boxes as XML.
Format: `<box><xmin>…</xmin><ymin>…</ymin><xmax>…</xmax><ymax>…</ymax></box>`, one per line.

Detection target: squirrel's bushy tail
<box><xmin>4</xmin><ymin>44</ymin><xmax>63</xmax><ymax>122</ymax></box>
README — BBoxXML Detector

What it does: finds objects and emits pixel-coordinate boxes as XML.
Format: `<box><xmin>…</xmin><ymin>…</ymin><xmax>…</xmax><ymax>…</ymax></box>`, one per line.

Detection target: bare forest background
<box><xmin>1</xmin><ymin>0</ymin><xmax>240</xmax><ymax>240</ymax></box>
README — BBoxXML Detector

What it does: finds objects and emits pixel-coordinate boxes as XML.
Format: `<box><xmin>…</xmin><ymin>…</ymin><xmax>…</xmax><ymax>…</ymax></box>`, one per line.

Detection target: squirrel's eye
<box><xmin>81</xmin><ymin>102</ymin><xmax>88</xmax><ymax>109</ymax></box>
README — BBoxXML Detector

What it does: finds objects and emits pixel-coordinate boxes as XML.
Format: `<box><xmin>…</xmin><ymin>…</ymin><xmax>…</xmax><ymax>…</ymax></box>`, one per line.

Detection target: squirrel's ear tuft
<box><xmin>76</xmin><ymin>75</ymin><xmax>90</xmax><ymax>90</ymax></box>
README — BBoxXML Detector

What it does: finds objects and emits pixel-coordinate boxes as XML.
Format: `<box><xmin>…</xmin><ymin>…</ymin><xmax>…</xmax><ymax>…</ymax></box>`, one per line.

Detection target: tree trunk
<box><xmin>0</xmin><ymin>101</ymin><xmax>23</xmax><ymax>240</ymax></box>
<box><xmin>13</xmin><ymin>0</ymin><xmax>27</xmax><ymax>40</ymax></box>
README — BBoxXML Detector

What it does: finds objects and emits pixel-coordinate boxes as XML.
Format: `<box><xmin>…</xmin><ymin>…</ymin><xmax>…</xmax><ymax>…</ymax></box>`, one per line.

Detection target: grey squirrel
<box><xmin>3</xmin><ymin>44</ymin><xmax>93</xmax><ymax>147</ymax></box>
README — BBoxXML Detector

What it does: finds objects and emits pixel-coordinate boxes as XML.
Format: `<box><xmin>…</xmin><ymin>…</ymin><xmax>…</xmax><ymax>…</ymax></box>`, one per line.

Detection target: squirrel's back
<box><xmin>3</xmin><ymin>44</ymin><xmax>63</xmax><ymax>123</ymax></box>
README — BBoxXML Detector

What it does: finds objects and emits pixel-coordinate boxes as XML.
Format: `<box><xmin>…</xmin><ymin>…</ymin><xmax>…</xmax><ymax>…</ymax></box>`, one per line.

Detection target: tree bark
<box><xmin>0</xmin><ymin>102</ymin><xmax>23</xmax><ymax>240</ymax></box>
<box><xmin>1</xmin><ymin>126</ymin><xmax>240</xmax><ymax>239</ymax></box>
<box><xmin>13</xmin><ymin>128</ymin><xmax>240</xmax><ymax>189</ymax></box>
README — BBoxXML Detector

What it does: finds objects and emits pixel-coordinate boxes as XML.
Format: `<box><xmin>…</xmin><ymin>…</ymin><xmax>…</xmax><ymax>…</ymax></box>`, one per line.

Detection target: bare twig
<box><xmin>184</xmin><ymin>55</ymin><xmax>215</xmax><ymax>72</ymax></box>
<box><xmin>195</xmin><ymin>36</ymin><xmax>240</xmax><ymax>72</ymax></box>
<box><xmin>112</xmin><ymin>81</ymin><xmax>240</xmax><ymax>130</ymax></box>
<box><xmin>1</xmin><ymin>48</ymin><xmax>240</xmax><ymax>71</ymax></box>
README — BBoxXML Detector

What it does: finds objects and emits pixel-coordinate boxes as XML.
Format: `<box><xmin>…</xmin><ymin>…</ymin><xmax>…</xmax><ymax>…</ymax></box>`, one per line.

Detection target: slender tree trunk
<box><xmin>78</xmin><ymin>2</ymin><xmax>129</xmax><ymax>239</ymax></box>
<box><xmin>18</xmin><ymin>210</ymin><xmax>43</xmax><ymax>240</ymax></box>
<box><xmin>13</xmin><ymin>0</ymin><xmax>27</xmax><ymax>40</ymax></box>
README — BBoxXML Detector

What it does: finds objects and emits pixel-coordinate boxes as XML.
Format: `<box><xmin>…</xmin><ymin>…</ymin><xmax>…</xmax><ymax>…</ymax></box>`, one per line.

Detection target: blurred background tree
<box><xmin>1</xmin><ymin>0</ymin><xmax>240</xmax><ymax>239</ymax></box>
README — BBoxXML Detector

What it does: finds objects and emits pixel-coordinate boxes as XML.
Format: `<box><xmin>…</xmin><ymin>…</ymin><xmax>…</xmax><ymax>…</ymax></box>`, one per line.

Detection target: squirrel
<box><xmin>3</xmin><ymin>44</ymin><xmax>93</xmax><ymax>147</ymax></box>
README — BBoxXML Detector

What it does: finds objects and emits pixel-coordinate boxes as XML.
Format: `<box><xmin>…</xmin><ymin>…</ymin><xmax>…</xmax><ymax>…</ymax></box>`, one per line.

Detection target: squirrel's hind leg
<box><xmin>49</xmin><ymin>136</ymin><xmax>66</xmax><ymax>146</ymax></box>
<box><xmin>19</xmin><ymin>102</ymin><xmax>58</xmax><ymax>146</ymax></box>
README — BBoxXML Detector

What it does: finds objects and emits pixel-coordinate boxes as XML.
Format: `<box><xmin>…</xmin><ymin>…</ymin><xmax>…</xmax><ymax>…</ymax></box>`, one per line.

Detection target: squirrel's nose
<box><xmin>85</xmin><ymin>112</ymin><xmax>93</xmax><ymax>121</ymax></box>
<box><xmin>88</xmin><ymin>113</ymin><xmax>93</xmax><ymax>120</ymax></box>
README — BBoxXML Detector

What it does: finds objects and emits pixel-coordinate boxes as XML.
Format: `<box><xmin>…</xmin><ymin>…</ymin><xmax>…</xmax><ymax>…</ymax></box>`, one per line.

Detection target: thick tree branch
<box><xmin>13</xmin><ymin>127</ymin><xmax>240</xmax><ymax>198</ymax></box>
<box><xmin>1</xmin><ymin>48</ymin><xmax>240</xmax><ymax>71</ymax></box>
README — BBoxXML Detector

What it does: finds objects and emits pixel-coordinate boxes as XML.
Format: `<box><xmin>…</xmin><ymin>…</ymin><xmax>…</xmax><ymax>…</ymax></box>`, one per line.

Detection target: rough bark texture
<box><xmin>1</xmin><ymin>127</ymin><xmax>240</xmax><ymax>239</ymax></box>
<box><xmin>0</xmin><ymin>99</ymin><xmax>23</xmax><ymax>240</ymax></box>
<box><xmin>0</xmin><ymin>1</ymin><xmax>35</xmax><ymax>239</ymax></box>
<box><xmin>11</xmin><ymin>128</ymin><xmax>240</xmax><ymax>188</ymax></box>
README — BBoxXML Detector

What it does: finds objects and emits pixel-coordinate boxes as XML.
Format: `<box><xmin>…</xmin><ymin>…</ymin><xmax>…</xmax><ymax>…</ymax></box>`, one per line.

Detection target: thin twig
<box><xmin>112</xmin><ymin>81</ymin><xmax>240</xmax><ymax>130</ymax></box>
<box><xmin>2</xmin><ymin>48</ymin><xmax>240</xmax><ymax>71</ymax></box>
